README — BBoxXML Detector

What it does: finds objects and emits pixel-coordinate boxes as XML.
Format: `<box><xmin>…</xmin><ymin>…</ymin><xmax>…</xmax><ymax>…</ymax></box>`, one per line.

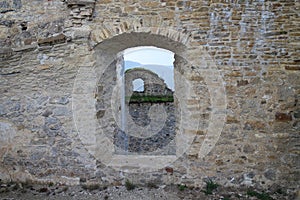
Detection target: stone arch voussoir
<box><xmin>89</xmin><ymin>20</ymin><xmax>191</xmax><ymax>49</ymax></box>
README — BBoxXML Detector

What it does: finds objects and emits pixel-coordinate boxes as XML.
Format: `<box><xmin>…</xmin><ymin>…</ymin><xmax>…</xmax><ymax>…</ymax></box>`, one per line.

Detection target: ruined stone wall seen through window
<box><xmin>114</xmin><ymin>46</ymin><xmax>176</xmax><ymax>155</ymax></box>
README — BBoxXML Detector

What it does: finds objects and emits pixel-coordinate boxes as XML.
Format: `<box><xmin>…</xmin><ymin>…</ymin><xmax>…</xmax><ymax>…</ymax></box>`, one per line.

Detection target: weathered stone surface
<box><xmin>264</xmin><ymin>169</ymin><xmax>276</xmax><ymax>181</ymax></box>
<box><xmin>66</xmin><ymin>0</ymin><xmax>95</xmax><ymax>5</ymax></box>
<box><xmin>38</xmin><ymin>34</ymin><xmax>67</xmax><ymax>46</ymax></box>
<box><xmin>237</xmin><ymin>80</ymin><xmax>249</xmax><ymax>87</ymax></box>
<box><xmin>0</xmin><ymin>121</ymin><xmax>16</xmax><ymax>160</ymax></box>
<box><xmin>0</xmin><ymin>47</ymin><xmax>13</xmax><ymax>54</ymax></box>
<box><xmin>49</xmin><ymin>96</ymin><xmax>69</xmax><ymax>105</ymax></box>
<box><xmin>12</xmin><ymin>44</ymin><xmax>37</xmax><ymax>52</ymax></box>
<box><xmin>275</xmin><ymin>112</ymin><xmax>292</xmax><ymax>122</ymax></box>
<box><xmin>294</xmin><ymin>111</ymin><xmax>300</xmax><ymax>119</ymax></box>
<box><xmin>0</xmin><ymin>0</ymin><xmax>22</xmax><ymax>13</ymax></box>
<box><xmin>285</xmin><ymin>66</ymin><xmax>300</xmax><ymax>70</ymax></box>
<box><xmin>0</xmin><ymin>0</ymin><xmax>298</xmax><ymax>195</ymax></box>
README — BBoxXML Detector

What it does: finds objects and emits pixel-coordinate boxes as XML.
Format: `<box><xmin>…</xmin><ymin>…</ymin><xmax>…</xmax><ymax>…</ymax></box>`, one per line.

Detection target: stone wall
<box><xmin>125</xmin><ymin>68</ymin><xmax>173</xmax><ymax>97</ymax></box>
<box><xmin>0</xmin><ymin>0</ymin><xmax>299</xmax><ymax>192</ymax></box>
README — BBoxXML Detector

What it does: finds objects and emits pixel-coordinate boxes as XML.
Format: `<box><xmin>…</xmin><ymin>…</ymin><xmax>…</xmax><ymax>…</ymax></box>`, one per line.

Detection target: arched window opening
<box><xmin>132</xmin><ymin>78</ymin><xmax>144</xmax><ymax>92</ymax></box>
<box><xmin>114</xmin><ymin>46</ymin><xmax>176</xmax><ymax>155</ymax></box>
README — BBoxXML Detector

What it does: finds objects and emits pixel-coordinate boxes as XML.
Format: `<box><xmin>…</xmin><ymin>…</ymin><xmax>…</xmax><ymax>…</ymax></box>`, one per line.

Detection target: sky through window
<box><xmin>124</xmin><ymin>46</ymin><xmax>175</xmax><ymax>91</ymax></box>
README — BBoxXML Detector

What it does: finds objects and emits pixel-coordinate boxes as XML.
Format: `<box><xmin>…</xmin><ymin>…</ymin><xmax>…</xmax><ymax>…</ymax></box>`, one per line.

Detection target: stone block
<box><xmin>12</xmin><ymin>44</ymin><xmax>37</xmax><ymax>52</ymax></box>
<box><xmin>72</xmin><ymin>26</ymin><xmax>91</xmax><ymax>40</ymax></box>
<box><xmin>0</xmin><ymin>0</ymin><xmax>22</xmax><ymax>13</ymax></box>
<box><xmin>237</xmin><ymin>80</ymin><xmax>249</xmax><ymax>86</ymax></box>
<box><xmin>285</xmin><ymin>66</ymin><xmax>300</xmax><ymax>70</ymax></box>
<box><xmin>38</xmin><ymin>34</ymin><xmax>67</xmax><ymax>46</ymax></box>
<box><xmin>275</xmin><ymin>112</ymin><xmax>292</xmax><ymax>122</ymax></box>
<box><xmin>293</xmin><ymin>111</ymin><xmax>300</xmax><ymax>119</ymax></box>
<box><xmin>66</xmin><ymin>0</ymin><xmax>95</xmax><ymax>5</ymax></box>
<box><xmin>0</xmin><ymin>47</ymin><xmax>13</xmax><ymax>54</ymax></box>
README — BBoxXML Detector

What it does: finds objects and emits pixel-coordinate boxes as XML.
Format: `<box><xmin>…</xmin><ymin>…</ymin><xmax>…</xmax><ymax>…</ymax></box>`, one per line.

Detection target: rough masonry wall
<box><xmin>125</xmin><ymin>68</ymin><xmax>172</xmax><ymax>96</ymax></box>
<box><xmin>0</xmin><ymin>0</ymin><xmax>299</xmax><ymax>192</ymax></box>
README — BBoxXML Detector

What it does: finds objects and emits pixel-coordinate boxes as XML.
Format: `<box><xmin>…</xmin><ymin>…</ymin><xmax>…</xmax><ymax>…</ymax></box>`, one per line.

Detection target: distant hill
<box><xmin>124</xmin><ymin>60</ymin><xmax>141</xmax><ymax>68</ymax></box>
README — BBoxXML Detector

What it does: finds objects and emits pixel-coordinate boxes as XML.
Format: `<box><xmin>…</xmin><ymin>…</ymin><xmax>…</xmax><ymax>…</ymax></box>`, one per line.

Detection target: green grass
<box><xmin>127</xmin><ymin>95</ymin><xmax>174</xmax><ymax>103</ymax></box>
<box><xmin>178</xmin><ymin>184</ymin><xmax>187</xmax><ymax>191</ymax></box>
<box><xmin>247</xmin><ymin>190</ymin><xmax>273</xmax><ymax>200</ymax></box>
<box><xmin>125</xmin><ymin>179</ymin><xmax>136</xmax><ymax>191</ymax></box>
<box><xmin>202</xmin><ymin>179</ymin><xmax>219</xmax><ymax>195</ymax></box>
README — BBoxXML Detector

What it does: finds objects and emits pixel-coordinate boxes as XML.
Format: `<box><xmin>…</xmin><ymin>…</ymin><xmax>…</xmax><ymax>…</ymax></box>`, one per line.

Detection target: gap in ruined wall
<box><xmin>132</xmin><ymin>78</ymin><xmax>144</xmax><ymax>92</ymax></box>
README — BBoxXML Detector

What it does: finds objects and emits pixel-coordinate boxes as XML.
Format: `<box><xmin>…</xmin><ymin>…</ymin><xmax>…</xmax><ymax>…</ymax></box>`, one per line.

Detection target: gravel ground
<box><xmin>0</xmin><ymin>182</ymin><xmax>297</xmax><ymax>200</ymax></box>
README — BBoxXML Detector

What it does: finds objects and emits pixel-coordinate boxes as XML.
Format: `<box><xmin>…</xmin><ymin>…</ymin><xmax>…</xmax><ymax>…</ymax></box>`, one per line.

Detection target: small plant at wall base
<box><xmin>147</xmin><ymin>182</ymin><xmax>159</xmax><ymax>189</ymax></box>
<box><xmin>247</xmin><ymin>189</ymin><xmax>274</xmax><ymax>200</ymax></box>
<box><xmin>202</xmin><ymin>179</ymin><xmax>219</xmax><ymax>195</ymax></box>
<box><xmin>177</xmin><ymin>184</ymin><xmax>187</xmax><ymax>191</ymax></box>
<box><xmin>125</xmin><ymin>179</ymin><xmax>136</xmax><ymax>191</ymax></box>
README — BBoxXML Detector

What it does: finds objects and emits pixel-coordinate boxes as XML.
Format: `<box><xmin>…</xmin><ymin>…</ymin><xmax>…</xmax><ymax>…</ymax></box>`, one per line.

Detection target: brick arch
<box><xmin>89</xmin><ymin>19</ymin><xmax>191</xmax><ymax>49</ymax></box>
<box><xmin>72</xmin><ymin>24</ymin><xmax>227</xmax><ymax>172</ymax></box>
